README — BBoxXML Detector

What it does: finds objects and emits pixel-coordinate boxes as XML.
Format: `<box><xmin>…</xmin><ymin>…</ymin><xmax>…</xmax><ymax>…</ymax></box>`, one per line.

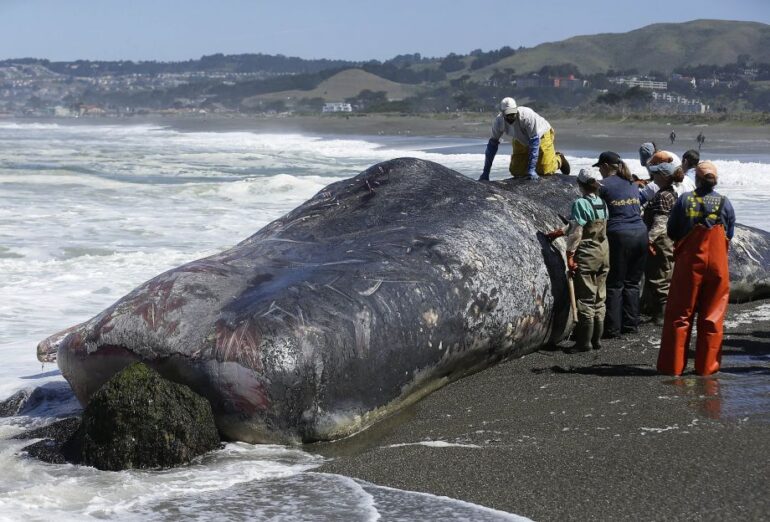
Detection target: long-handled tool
<box><xmin>567</xmin><ymin>273</ymin><xmax>578</xmax><ymax>324</ymax></box>
<box><xmin>541</xmin><ymin>227</ymin><xmax>579</xmax><ymax>325</ymax></box>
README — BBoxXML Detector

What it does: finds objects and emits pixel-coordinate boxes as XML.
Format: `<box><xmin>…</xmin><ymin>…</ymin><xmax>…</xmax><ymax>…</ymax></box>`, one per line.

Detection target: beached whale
<box><xmin>37</xmin><ymin>158</ymin><xmax>770</xmax><ymax>443</ymax></box>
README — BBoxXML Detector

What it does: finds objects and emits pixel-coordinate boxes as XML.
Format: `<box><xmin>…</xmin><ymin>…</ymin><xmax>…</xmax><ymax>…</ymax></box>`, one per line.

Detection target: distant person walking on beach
<box><xmin>479</xmin><ymin>97</ymin><xmax>569</xmax><ymax>181</ymax></box>
<box><xmin>641</xmin><ymin>151</ymin><xmax>680</xmax><ymax>325</ymax></box>
<box><xmin>669</xmin><ymin>130</ymin><xmax>676</xmax><ymax>144</ymax></box>
<box><xmin>658</xmin><ymin>161</ymin><xmax>736</xmax><ymax>376</ymax></box>
<box><xmin>546</xmin><ymin>169</ymin><xmax>609</xmax><ymax>352</ymax></box>
<box><xmin>696</xmin><ymin>132</ymin><xmax>706</xmax><ymax>150</ymax></box>
<box><xmin>594</xmin><ymin>151</ymin><xmax>648</xmax><ymax>338</ymax></box>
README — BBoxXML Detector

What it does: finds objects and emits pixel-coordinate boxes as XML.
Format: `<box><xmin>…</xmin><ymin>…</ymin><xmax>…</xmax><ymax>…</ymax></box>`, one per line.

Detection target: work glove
<box><xmin>545</xmin><ymin>229</ymin><xmax>565</xmax><ymax>242</ymax></box>
<box><xmin>648</xmin><ymin>241</ymin><xmax>657</xmax><ymax>256</ymax></box>
<box><xmin>482</xmin><ymin>139</ymin><xmax>498</xmax><ymax>181</ymax></box>
<box><xmin>566</xmin><ymin>251</ymin><xmax>578</xmax><ymax>276</ymax></box>
<box><xmin>527</xmin><ymin>170</ymin><xmax>539</xmax><ymax>181</ymax></box>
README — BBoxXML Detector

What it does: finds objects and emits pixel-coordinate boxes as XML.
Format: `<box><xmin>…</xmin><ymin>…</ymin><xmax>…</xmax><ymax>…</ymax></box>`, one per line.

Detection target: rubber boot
<box><xmin>557</xmin><ymin>152</ymin><xmax>570</xmax><ymax>175</ymax></box>
<box><xmin>570</xmin><ymin>320</ymin><xmax>592</xmax><ymax>353</ymax></box>
<box><xmin>652</xmin><ymin>312</ymin><xmax>665</xmax><ymax>327</ymax></box>
<box><xmin>592</xmin><ymin>318</ymin><xmax>604</xmax><ymax>350</ymax></box>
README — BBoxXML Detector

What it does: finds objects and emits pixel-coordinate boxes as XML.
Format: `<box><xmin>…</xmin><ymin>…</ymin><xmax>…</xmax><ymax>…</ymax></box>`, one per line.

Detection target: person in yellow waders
<box><xmin>478</xmin><ymin>97</ymin><xmax>570</xmax><ymax>181</ymax></box>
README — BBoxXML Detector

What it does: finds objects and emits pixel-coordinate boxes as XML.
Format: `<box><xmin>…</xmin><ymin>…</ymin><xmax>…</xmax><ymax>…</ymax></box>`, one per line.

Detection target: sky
<box><xmin>1</xmin><ymin>0</ymin><xmax>768</xmax><ymax>62</ymax></box>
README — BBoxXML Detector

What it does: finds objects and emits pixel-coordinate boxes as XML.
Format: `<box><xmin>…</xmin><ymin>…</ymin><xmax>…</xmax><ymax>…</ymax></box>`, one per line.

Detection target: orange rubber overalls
<box><xmin>657</xmin><ymin>197</ymin><xmax>729</xmax><ymax>376</ymax></box>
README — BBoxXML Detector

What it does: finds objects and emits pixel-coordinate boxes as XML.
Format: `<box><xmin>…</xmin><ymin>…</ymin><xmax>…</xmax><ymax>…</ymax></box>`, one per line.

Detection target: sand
<box><xmin>313</xmin><ymin>300</ymin><xmax>770</xmax><ymax>521</ymax></box>
<box><xmin>167</xmin><ymin>113</ymin><xmax>770</xmax><ymax>156</ymax></box>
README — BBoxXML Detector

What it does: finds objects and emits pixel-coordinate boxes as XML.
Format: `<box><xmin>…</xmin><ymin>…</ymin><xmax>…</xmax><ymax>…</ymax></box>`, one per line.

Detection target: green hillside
<box><xmin>7</xmin><ymin>19</ymin><xmax>770</xmax><ymax>116</ymax></box>
<box><xmin>242</xmin><ymin>69</ymin><xmax>422</xmax><ymax>107</ymax></box>
<box><xmin>473</xmin><ymin>19</ymin><xmax>770</xmax><ymax>77</ymax></box>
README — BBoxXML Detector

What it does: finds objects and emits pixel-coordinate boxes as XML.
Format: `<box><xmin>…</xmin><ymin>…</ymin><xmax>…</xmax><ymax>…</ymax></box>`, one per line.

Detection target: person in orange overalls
<box><xmin>657</xmin><ymin>161</ymin><xmax>736</xmax><ymax>376</ymax></box>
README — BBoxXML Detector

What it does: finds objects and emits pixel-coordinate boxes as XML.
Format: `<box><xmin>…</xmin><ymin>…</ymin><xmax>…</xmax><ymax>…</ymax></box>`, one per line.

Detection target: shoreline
<box><xmin>0</xmin><ymin>116</ymin><xmax>767</xmax><ymax>519</ymax></box>
<box><xmin>5</xmin><ymin>113</ymin><xmax>770</xmax><ymax>158</ymax></box>
<box><xmin>10</xmin><ymin>299</ymin><xmax>768</xmax><ymax>520</ymax></box>
<box><xmin>313</xmin><ymin>299</ymin><xmax>770</xmax><ymax>521</ymax></box>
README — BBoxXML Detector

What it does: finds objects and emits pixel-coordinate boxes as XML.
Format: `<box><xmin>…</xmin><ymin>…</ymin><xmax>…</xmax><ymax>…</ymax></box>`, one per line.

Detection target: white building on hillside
<box><xmin>53</xmin><ymin>105</ymin><xmax>74</xmax><ymax>117</ymax></box>
<box><xmin>651</xmin><ymin>91</ymin><xmax>709</xmax><ymax>113</ymax></box>
<box><xmin>609</xmin><ymin>77</ymin><xmax>668</xmax><ymax>90</ymax></box>
<box><xmin>322</xmin><ymin>102</ymin><xmax>353</xmax><ymax>113</ymax></box>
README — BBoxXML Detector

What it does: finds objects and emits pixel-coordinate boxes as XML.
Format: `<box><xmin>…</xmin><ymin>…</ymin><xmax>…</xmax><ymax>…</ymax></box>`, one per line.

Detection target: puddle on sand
<box><xmin>663</xmin><ymin>362</ymin><xmax>770</xmax><ymax>423</ymax></box>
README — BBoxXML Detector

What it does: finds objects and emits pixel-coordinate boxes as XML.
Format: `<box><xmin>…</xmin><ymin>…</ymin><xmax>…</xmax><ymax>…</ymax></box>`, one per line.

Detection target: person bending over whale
<box><xmin>479</xmin><ymin>97</ymin><xmax>569</xmax><ymax>181</ymax></box>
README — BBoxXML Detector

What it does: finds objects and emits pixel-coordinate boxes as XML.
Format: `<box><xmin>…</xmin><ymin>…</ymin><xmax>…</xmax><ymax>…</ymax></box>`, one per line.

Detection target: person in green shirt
<box><xmin>546</xmin><ymin>169</ymin><xmax>610</xmax><ymax>352</ymax></box>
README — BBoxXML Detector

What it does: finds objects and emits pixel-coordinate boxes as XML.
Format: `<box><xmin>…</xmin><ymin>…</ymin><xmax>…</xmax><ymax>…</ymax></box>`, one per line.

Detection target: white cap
<box><xmin>500</xmin><ymin>97</ymin><xmax>518</xmax><ymax>115</ymax></box>
<box><xmin>577</xmin><ymin>168</ymin><xmax>602</xmax><ymax>185</ymax></box>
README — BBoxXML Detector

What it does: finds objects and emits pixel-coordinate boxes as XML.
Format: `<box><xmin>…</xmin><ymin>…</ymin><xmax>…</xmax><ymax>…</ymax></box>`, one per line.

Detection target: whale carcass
<box><xmin>37</xmin><ymin>158</ymin><xmax>770</xmax><ymax>443</ymax></box>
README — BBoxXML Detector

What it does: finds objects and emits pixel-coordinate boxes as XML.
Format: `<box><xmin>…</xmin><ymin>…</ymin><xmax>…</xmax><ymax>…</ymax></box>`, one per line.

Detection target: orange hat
<box><xmin>647</xmin><ymin>150</ymin><xmax>680</xmax><ymax>177</ymax></box>
<box><xmin>696</xmin><ymin>160</ymin><xmax>718</xmax><ymax>181</ymax></box>
<box><xmin>647</xmin><ymin>150</ymin><xmax>680</xmax><ymax>167</ymax></box>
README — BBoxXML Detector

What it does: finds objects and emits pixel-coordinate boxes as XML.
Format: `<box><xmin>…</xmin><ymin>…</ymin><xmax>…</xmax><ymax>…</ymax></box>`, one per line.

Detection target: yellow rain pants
<box><xmin>509</xmin><ymin>128</ymin><xmax>560</xmax><ymax>177</ymax></box>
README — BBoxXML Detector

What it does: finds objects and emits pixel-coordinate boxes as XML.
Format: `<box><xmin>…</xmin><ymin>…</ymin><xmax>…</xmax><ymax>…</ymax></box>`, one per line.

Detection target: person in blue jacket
<box><xmin>594</xmin><ymin>151</ymin><xmax>648</xmax><ymax>338</ymax></box>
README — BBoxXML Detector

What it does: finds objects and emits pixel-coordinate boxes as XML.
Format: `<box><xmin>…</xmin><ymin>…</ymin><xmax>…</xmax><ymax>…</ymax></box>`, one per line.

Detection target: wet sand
<box><xmin>17</xmin><ymin>113</ymin><xmax>770</xmax><ymax>158</ymax></box>
<box><xmin>314</xmin><ymin>300</ymin><xmax>770</xmax><ymax>521</ymax></box>
<box><xmin>165</xmin><ymin>114</ymin><xmax>770</xmax><ymax>157</ymax></box>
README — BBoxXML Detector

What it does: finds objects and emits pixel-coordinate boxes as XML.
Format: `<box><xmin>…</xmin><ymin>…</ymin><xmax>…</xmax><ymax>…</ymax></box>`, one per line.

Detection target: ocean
<box><xmin>0</xmin><ymin>121</ymin><xmax>768</xmax><ymax>521</ymax></box>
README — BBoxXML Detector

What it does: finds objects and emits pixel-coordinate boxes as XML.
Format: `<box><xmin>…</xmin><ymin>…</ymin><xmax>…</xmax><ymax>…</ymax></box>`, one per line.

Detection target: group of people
<box><xmin>481</xmin><ymin>97</ymin><xmax>736</xmax><ymax>376</ymax></box>
<box><xmin>669</xmin><ymin>129</ymin><xmax>707</xmax><ymax>150</ymax></box>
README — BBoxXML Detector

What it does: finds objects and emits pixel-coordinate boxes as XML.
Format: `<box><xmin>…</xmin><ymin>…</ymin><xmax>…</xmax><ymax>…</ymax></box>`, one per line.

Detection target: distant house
<box><xmin>740</xmin><ymin>68</ymin><xmax>758</xmax><ymax>81</ymax></box>
<box><xmin>698</xmin><ymin>78</ymin><xmax>720</xmax><ymax>89</ymax></box>
<box><xmin>651</xmin><ymin>91</ymin><xmax>709</xmax><ymax>113</ymax></box>
<box><xmin>53</xmin><ymin>105</ymin><xmax>74</xmax><ymax>117</ymax></box>
<box><xmin>552</xmin><ymin>75</ymin><xmax>587</xmax><ymax>90</ymax></box>
<box><xmin>515</xmin><ymin>76</ymin><xmax>545</xmax><ymax>89</ymax></box>
<box><xmin>515</xmin><ymin>74</ymin><xmax>586</xmax><ymax>90</ymax></box>
<box><xmin>680</xmin><ymin>102</ymin><xmax>709</xmax><ymax>114</ymax></box>
<box><xmin>609</xmin><ymin>77</ymin><xmax>667</xmax><ymax>90</ymax></box>
<box><xmin>79</xmin><ymin>105</ymin><xmax>106</xmax><ymax>116</ymax></box>
<box><xmin>670</xmin><ymin>74</ymin><xmax>697</xmax><ymax>88</ymax></box>
<box><xmin>322</xmin><ymin>102</ymin><xmax>352</xmax><ymax>113</ymax></box>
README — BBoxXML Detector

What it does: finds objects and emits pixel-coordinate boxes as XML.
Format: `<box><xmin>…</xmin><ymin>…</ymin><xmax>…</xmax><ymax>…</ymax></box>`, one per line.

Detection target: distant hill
<box><xmin>5</xmin><ymin>20</ymin><xmax>768</xmax><ymax>81</ymax></box>
<box><xmin>5</xmin><ymin>19</ymin><xmax>770</xmax><ymax>115</ymax></box>
<box><xmin>0</xmin><ymin>53</ymin><xmax>356</xmax><ymax>76</ymax></box>
<box><xmin>475</xmin><ymin>19</ymin><xmax>770</xmax><ymax>76</ymax></box>
<box><xmin>242</xmin><ymin>69</ymin><xmax>423</xmax><ymax>106</ymax></box>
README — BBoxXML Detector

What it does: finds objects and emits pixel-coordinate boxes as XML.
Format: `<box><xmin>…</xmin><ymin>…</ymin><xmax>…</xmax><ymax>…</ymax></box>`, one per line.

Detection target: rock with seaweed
<box><xmin>60</xmin><ymin>362</ymin><xmax>220</xmax><ymax>471</ymax></box>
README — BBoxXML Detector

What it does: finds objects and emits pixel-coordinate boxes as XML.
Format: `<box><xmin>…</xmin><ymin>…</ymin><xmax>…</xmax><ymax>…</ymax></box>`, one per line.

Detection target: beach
<box><xmin>18</xmin><ymin>112</ymin><xmax>770</xmax><ymax>159</ymax></box>
<box><xmin>0</xmin><ymin>118</ymin><xmax>767</xmax><ymax>520</ymax></box>
<box><xmin>315</xmin><ymin>300</ymin><xmax>770</xmax><ymax>521</ymax></box>
<box><xmin>144</xmin><ymin>114</ymin><xmax>770</xmax><ymax>518</ymax></box>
